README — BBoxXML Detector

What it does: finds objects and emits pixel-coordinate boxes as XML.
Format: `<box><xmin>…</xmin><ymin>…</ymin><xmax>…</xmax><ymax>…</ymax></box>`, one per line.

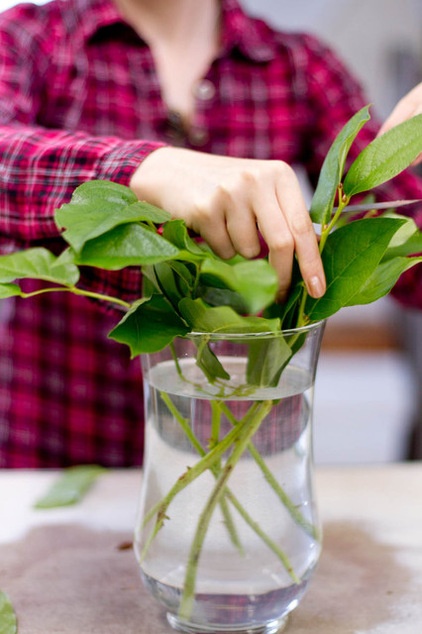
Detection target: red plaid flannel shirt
<box><xmin>0</xmin><ymin>0</ymin><xmax>421</xmax><ymax>467</ymax></box>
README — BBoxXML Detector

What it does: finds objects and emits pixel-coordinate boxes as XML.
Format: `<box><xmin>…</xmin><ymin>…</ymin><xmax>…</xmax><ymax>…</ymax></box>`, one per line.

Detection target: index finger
<box><xmin>272</xmin><ymin>168</ymin><xmax>325</xmax><ymax>299</ymax></box>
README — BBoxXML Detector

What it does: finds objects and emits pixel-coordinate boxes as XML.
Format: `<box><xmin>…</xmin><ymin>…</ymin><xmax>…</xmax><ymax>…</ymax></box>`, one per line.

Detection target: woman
<box><xmin>0</xmin><ymin>0</ymin><xmax>421</xmax><ymax>467</ymax></box>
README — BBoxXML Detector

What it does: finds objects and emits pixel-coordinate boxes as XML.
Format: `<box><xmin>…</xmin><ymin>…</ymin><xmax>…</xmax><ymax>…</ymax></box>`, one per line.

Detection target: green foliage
<box><xmin>246</xmin><ymin>335</ymin><xmax>293</xmax><ymax>387</ymax></box>
<box><xmin>178</xmin><ymin>298</ymin><xmax>280</xmax><ymax>335</ymax></box>
<box><xmin>344</xmin><ymin>114</ymin><xmax>422</xmax><ymax>196</ymax></box>
<box><xmin>0</xmin><ymin>247</ymin><xmax>79</xmax><ymax>286</ymax></box>
<box><xmin>55</xmin><ymin>180</ymin><xmax>171</xmax><ymax>252</ymax></box>
<box><xmin>76</xmin><ymin>222</ymin><xmax>180</xmax><ymax>269</ymax></box>
<box><xmin>310</xmin><ymin>105</ymin><xmax>371</xmax><ymax>225</ymax></box>
<box><xmin>2</xmin><ymin>108</ymin><xmax>421</xmax><ymax>618</ymax></box>
<box><xmin>0</xmin><ymin>592</ymin><xmax>17</xmax><ymax>634</ymax></box>
<box><xmin>0</xmin><ymin>107</ymin><xmax>421</xmax><ymax>386</ymax></box>
<box><xmin>305</xmin><ymin>217</ymin><xmax>409</xmax><ymax>320</ymax></box>
<box><xmin>198</xmin><ymin>257</ymin><xmax>278</xmax><ymax>315</ymax></box>
<box><xmin>109</xmin><ymin>295</ymin><xmax>190</xmax><ymax>356</ymax></box>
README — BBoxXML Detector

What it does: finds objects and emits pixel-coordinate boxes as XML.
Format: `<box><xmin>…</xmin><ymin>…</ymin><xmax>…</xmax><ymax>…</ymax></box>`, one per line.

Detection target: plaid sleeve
<box><xmin>0</xmin><ymin>125</ymin><xmax>164</xmax><ymax>243</ymax></box>
<box><xmin>0</xmin><ymin>124</ymin><xmax>166</xmax><ymax>304</ymax></box>
<box><xmin>0</xmin><ymin>10</ymin><xmax>165</xmax><ymax>305</ymax></box>
<box><xmin>0</xmin><ymin>8</ymin><xmax>164</xmax><ymax>240</ymax></box>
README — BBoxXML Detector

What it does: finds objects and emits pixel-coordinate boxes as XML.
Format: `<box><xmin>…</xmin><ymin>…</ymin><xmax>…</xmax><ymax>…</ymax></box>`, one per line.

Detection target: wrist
<box><xmin>130</xmin><ymin>146</ymin><xmax>191</xmax><ymax>203</ymax></box>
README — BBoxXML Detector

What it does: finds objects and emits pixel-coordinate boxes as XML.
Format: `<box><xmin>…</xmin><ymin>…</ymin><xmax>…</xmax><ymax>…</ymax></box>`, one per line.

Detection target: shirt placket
<box><xmin>161</xmin><ymin>73</ymin><xmax>217</xmax><ymax>150</ymax></box>
<box><xmin>187</xmin><ymin>77</ymin><xmax>216</xmax><ymax>149</ymax></box>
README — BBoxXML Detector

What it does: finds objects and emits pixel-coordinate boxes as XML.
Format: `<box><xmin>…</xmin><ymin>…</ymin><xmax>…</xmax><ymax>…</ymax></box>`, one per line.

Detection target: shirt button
<box><xmin>193</xmin><ymin>79</ymin><xmax>216</xmax><ymax>101</ymax></box>
<box><xmin>189</xmin><ymin>128</ymin><xmax>209</xmax><ymax>146</ymax></box>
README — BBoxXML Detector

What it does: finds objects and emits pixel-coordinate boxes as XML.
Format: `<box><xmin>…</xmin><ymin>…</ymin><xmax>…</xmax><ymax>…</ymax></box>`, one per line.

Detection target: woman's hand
<box><xmin>378</xmin><ymin>82</ymin><xmax>422</xmax><ymax>165</ymax></box>
<box><xmin>130</xmin><ymin>147</ymin><xmax>326</xmax><ymax>301</ymax></box>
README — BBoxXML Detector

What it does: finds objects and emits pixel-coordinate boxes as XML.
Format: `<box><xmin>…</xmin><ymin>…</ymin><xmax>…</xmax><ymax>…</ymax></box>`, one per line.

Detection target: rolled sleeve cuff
<box><xmin>95</xmin><ymin>140</ymin><xmax>167</xmax><ymax>186</ymax></box>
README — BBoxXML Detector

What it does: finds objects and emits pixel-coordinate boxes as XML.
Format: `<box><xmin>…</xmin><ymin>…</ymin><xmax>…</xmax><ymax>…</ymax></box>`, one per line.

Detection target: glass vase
<box><xmin>134</xmin><ymin>321</ymin><xmax>325</xmax><ymax>634</ymax></box>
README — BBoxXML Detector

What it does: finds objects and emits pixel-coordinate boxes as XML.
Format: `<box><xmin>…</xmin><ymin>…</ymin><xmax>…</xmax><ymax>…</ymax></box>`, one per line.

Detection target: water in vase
<box><xmin>134</xmin><ymin>357</ymin><xmax>321</xmax><ymax>633</ymax></box>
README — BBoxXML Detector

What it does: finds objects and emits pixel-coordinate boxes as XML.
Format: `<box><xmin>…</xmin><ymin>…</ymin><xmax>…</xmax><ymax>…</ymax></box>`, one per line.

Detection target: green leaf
<box><xmin>178</xmin><ymin>297</ymin><xmax>280</xmax><ymax>334</ymax></box>
<box><xmin>193</xmin><ymin>336</ymin><xmax>231</xmax><ymax>382</ymax></box>
<box><xmin>108</xmin><ymin>295</ymin><xmax>190</xmax><ymax>356</ymax></box>
<box><xmin>380</xmin><ymin>214</ymin><xmax>422</xmax><ymax>258</ymax></box>
<box><xmin>197</xmin><ymin>285</ymin><xmax>250</xmax><ymax>314</ymax></box>
<box><xmin>305</xmin><ymin>217</ymin><xmax>407</xmax><ymax>320</ymax></box>
<box><xmin>34</xmin><ymin>465</ymin><xmax>105</xmax><ymax>508</ymax></box>
<box><xmin>199</xmin><ymin>258</ymin><xmax>278</xmax><ymax>314</ymax></box>
<box><xmin>247</xmin><ymin>335</ymin><xmax>293</xmax><ymax>387</ymax></box>
<box><xmin>0</xmin><ymin>283</ymin><xmax>22</xmax><ymax>298</ymax></box>
<box><xmin>310</xmin><ymin>106</ymin><xmax>371</xmax><ymax>224</ymax></box>
<box><xmin>76</xmin><ymin>223</ymin><xmax>180</xmax><ymax>269</ymax></box>
<box><xmin>385</xmin><ymin>230</ymin><xmax>422</xmax><ymax>258</ymax></box>
<box><xmin>151</xmin><ymin>261</ymin><xmax>195</xmax><ymax>309</ymax></box>
<box><xmin>0</xmin><ymin>247</ymin><xmax>79</xmax><ymax>286</ymax></box>
<box><xmin>168</xmin><ymin>261</ymin><xmax>197</xmax><ymax>297</ymax></box>
<box><xmin>181</xmin><ymin>302</ymin><xmax>290</xmax><ymax>387</ymax></box>
<box><xmin>343</xmin><ymin>113</ymin><xmax>422</xmax><ymax>197</ymax></box>
<box><xmin>263</xmin><ymin>261</ymin><xmax>305</xmax><ymax>329</ymax></box>
<box><xmin>49</xmin><ymin>247</ymin><xmax>80</xmax><ymax>283</ymax></box>
<box><xmin>345</xmin><ymin>255</ymin><xmax>422</xmax><ymax>305</ymax></box>
<box><xmin>162</xmin><ymin>219</ymin><xmax>207</xmax><ymax>256</ymax></box>
<box><xmin>55</xmin><ymin>180</ymin><xmax>170</xmax><ymax>252</ymax></box>
<box><xmin>0</xmin><ymin>591</ymin><xmax>17</xmax><ymax>634</ymax></box>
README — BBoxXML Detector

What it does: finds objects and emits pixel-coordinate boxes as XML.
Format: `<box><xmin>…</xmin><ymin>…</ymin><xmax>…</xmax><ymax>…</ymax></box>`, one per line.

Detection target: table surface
<box><xmin>1</xmin><ymin>463</ymin><xmax>421</xmax><ymax>634</ymax></box>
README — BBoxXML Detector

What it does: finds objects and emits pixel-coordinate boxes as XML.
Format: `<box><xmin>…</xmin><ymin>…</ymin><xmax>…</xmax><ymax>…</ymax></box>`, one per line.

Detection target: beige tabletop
<box><xmin>1</xmin><ymin>464</ymin><xmax>421</xmax><ymax>634</ymax></box>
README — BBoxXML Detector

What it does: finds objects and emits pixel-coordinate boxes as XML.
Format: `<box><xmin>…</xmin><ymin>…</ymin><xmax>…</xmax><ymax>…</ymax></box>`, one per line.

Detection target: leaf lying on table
<box><xmin>33</xmin><ymin>465</ymin><xmax>106</xmax><ymax>509</ymax></box>
<box><xmin>0</xmin><ymin>591</ymin><xmax>17</xmax><ymax>634</ymax></box>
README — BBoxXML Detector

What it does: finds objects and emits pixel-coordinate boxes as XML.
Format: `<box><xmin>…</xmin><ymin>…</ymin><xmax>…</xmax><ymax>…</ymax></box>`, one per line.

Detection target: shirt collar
<box><xmin>219</xmin><ymin>0</ymin><xmax>277</xmax><ymax>62</ymax></box>
<box><xmin>66</xmin><ymin>0</ymin><xmax>128</xmax><ymax>42</ymax></box>
<box><xmin>68</xmin><ymin>0</ymin><xmax>276</xmax><ymax>61</ymax></box>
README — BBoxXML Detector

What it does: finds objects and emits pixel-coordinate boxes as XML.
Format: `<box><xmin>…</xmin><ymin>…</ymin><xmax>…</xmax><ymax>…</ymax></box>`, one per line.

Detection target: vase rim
<box><xmin>186</xmin><ymin>319</ymin><xmax>326</xmax><ymax>340</ymax></box>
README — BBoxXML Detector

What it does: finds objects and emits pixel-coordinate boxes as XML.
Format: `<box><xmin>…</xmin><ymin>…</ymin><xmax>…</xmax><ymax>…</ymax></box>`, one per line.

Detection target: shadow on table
<box><xmin>0</xmin><ymin>520</ymin><xmax>417</xmax><ymax>633</ymax></box>
<box><xmin>289</xmin><ymin>521</ymin><xmax>416</xmax><ymax>633</ymax></box>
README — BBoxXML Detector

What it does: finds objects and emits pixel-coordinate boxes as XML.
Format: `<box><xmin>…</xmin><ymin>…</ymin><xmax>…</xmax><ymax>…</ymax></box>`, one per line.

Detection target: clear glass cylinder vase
<box><xmin>134</xmin><ymin>321</ymin><xmax>325</xmax><ymax>634</ymax></box>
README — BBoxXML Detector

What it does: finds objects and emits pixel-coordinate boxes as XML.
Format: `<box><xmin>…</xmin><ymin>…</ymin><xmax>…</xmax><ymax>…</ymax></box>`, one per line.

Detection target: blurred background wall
<box><xmin>0</xmin><ymin>0</ymin><xmax>421</xmax><ymax>462</ymax></box>
<box><xmin>241</xmin><ymin>0</ymin><xmax>422</xmax><ymax>118</ymax></box>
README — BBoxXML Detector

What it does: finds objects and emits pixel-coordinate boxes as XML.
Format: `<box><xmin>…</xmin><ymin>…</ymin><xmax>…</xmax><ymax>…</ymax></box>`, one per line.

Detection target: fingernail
<box><xmin>307</xmin><ymin>276</ymin><xmax>325</xmax><ymax>298</ymax></box>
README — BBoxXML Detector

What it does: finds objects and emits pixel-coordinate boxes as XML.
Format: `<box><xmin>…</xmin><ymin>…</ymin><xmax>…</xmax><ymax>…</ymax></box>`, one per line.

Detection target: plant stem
<box><xmin>318</xmin><ymin>187</ymin><xmax>350</xmax><ymax>253</ymax></box>
<box><xmin>295</xmin><ymin>284</ymin><xmax>310</xmax><ymax>329</ymax></box>
<box><xmin>294</xmin><ymin>186</ymin><xmax>350</xmax><ymax>326</ymax></box>
<box><xmin>21</xmin><ymin>285</ymin><xmax>131</xmax><ymax>309</ymax></box>
<box><xmin>179</xmin><ymin>399</ymin><xmax>299</xmax><ymax>620</ymax></box>
<box><xmin>209</xmin><ymin>400</ymin><xmax>221</xmax><ymax>449</ymax></box>
<box><xmin>139</xmin><ymin>407</ymin><xmax>262</xmax><ymax>559</ymax></box>
<box><xmin>246</xmin><ymin>443</ymin><xmax>319</xmax><ymax>539</ymax></box>
<box><xmin>219</xmin><ymin>401</ymin><xmax>319</xmax><ymax>539</ymax></box>
<box><xmin>159</xmin><ymin>391</ymin><xmax>243</xmax><ymax>553</ymax></box>
<box><xmin>156</xmin><ymin>393</ymin><xmax>313</xmax><ymax>571</ymax></box>
<box><xmin>160</xmin><ymin>389</ymin><xmax>316</xmax><ymax>564</ymax></box>
<box><xmin>159</xmin><ymin>391</ymin><xmax>203</xmax><ymax>455</ymax></box>
<box><xmin>208</xmin><ymin>401</ymin><xmax>244</xmax><ymax>551</ymax></box>
<box><xmin>222</xmin><ymin>490</ymin><xmax>301</xmax><ymax>581</ymax></box>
